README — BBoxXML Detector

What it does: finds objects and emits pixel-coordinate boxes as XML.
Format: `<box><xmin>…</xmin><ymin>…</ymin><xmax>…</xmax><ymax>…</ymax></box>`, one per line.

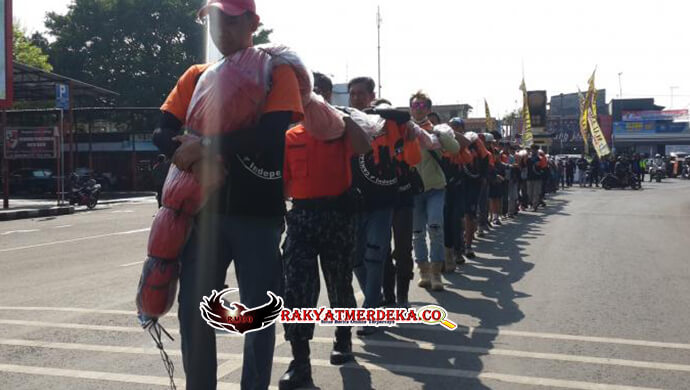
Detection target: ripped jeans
<box><xmin>412</xmin><ymin>188</ymin><xmax>446</xmax><ymax>264</ymax></box>
<box><xmin>353</xmin><ymin>207</ymin><xmax>394</xmax><ymax>309</ymax></box>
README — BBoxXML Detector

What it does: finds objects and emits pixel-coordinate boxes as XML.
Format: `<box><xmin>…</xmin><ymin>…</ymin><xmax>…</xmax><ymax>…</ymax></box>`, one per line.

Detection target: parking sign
<box><xmin>56</xmin><ymin>83</ymin><xmax>70</xmax><ymax>109</ymax></box>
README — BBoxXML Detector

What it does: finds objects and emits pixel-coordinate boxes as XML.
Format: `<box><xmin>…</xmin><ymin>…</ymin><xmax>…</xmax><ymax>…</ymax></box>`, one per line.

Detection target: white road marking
<box><xmin>0</xmin><ymin>341</ymin><xmax>662</xmax><ymax>390</ymax></box>
<box><xmin>0</xmin><ymin>306</ymin><xmax>134</xmax><ymax>315</ymax></box>
<box><xmin>0</xmin><ymin>363</ymin><xmax>261</xmax><ymax>390</ymax></box>
<box><xmin>2</xmin><ymin>306</ymin><xmax>690</xmax><ymax>351</ymax></box>
<box><xmin>216</xmin><ymin>359</ymin><xmax>243</xmax><ymax>380</ymax></box>
<box><xmin>1</xmin><ymin>229</ymin><xmax>40</xmax><ymax>235</ymax></box>
<box><xmin>0</xmin><ymin>363</ymin><xmax>183</xmax><ymax>388</ymax></box>
<box><xmin>0</xmin><ymin>319</ymin><xmax>146</xmax><ymax>333</ymax></box>
<box><xmin>3</xmin><ymin>319</ymin><xmax>690</xmax><ymax>374</ymax></box>
<box><xmin>399</xmin><ymin>323</ymin><xmax>690</xmax><ymax>350</ymax></box>
<box><xmin>0</xmin><ymin>319</ymin><xmax>252</xmax><ymax>340</ymax></box>
<box><xmin>312</xmin><ymin>336</ymin><xmax>690</xmax><ymax>373</ymax></box>
<box><xmin>0</xmin><ymin>228</ymin><xmax>150</xmax><ymax>253</ymax></box>
<box><xmin>111</xmin><ymin>210</ymin><xmax>134</xmax><ymax>214</ymax></box>
<box><xmin>119</xmin><ymin>260</ymin><xmax>145</xmax><ymax>267</ymax></box>
<box><xmin>53</xmin><ymin>225</ymin><xmax>73</xmax><ymax>229</ymax></box>
<box><xmin>297</xmin><ymin>356</ymin><xmax>663</xmax><ymax>390</ymax></box>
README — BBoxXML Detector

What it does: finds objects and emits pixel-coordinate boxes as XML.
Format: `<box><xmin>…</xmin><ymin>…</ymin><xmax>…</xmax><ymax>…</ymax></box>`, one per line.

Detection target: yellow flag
<box><xmin>520</xmin><ymin>78</ymin><xmax>533</xmax><ymax>147</ymax></box>
<box><xmin>484</xmin><ymin>99</ymin><xmax>492</xmax><ymax>131</ymax></box>
<box><xmin>577</xmin><ymin>88</ymin><xmax>589</xmax><ymax>153</ymax></box>
<box><xmin>586</xmin><ymin>68</ymin><xmax>597</xmax><ymax>117</ymax></box>
<box><xmin>588</xmin><ymin>107</ymin><xmax>610</xmax><ymax>157</ymax></box>
<box><xmin>584</xmin><ymin>69</ymin><xmax>610</xmax><ymax>157</ymax></box>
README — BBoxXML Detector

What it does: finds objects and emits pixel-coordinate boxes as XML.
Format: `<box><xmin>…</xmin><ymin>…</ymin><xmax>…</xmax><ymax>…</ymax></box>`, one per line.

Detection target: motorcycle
<box><xmin>69</xmin><ymin>178</ymin><xmax>102</xmax><ymax>209</ymax></box>
<box><xmin>601</xmin><ymin>173</ymin><xmax>641</xmax><ymax>190</ymax></box>
<box><xmin>649</xmin><ymin>165</ymin><xmax>665</xmax><ymax>183</ymax></box>
<box><xmin>682</xmin><ymin>160</ymin><xmax>690</xmax><ymax>179</ymax></box>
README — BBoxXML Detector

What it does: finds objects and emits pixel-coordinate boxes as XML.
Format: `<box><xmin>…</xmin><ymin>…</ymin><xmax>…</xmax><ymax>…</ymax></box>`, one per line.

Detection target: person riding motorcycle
<box><xmin>614</xmin><ymin>156</ymin><xmax>630</xmax><ymax>187</ymax></box>
<box><xmin>650</xmin><ymin>154</ymin><xmax>665</xmax><ymax>182</ymax></box>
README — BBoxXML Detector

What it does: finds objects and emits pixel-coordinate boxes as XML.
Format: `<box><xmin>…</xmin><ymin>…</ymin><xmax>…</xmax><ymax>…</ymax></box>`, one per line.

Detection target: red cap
<box><xmin>198</xmin><ymin>0</ymin><xmax>256</xmax><ymax>18</ymax></box>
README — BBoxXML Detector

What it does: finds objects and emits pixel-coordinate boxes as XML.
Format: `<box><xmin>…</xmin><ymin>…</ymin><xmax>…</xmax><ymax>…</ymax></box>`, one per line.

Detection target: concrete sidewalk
<box><xmin>0</xmin><ymin>192</ymin><xmax>156</xmax><ymax>222</ymax></box>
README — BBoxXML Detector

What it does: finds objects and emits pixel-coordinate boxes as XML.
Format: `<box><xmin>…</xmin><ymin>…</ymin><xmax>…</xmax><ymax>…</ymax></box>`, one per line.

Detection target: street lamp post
<box><xmin>618</xmin><ymin>72</ymin><xmax>623</xmax><ymax>98</ymax></box>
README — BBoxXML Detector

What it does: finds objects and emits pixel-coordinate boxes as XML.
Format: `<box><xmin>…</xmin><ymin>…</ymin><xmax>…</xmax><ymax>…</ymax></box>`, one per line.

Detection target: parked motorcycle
<box><xmin>601</xmin><ymin>173</ymin><xmax>641</xmax><ymax>190</ymax></box>
<box><xmin>69</xmin><ymin>178</ymin><xmax>102</xmax><ymax>209</ymax></box>
<box><xmin>682</xmin><ymin>159</ymin><xmax>690</xmax><ymax>179</ymax></box>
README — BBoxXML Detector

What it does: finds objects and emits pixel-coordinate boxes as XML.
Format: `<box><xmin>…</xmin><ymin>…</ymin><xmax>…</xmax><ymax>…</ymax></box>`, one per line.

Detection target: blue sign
<box><xmin>55</xmin><ymin>83</ymin><xmax>69</xmax><ymax>109</ymax></box>
<box><xmin>613</xmin><ymin>121</ymin><xmax>688</xmax><ymax>135</ymax></box>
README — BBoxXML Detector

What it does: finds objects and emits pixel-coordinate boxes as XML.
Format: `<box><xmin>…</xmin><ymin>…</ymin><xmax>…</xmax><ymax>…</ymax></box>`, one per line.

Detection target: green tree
<box><xmin>29</xmin><ymin>32</ymin><xmax>51</xmax><ymax>54</ymax></box>
<box><xmin>44</xmin><ymin>0</ymin><xmax>272</xmax><ymax>107</ymax></box>
<box><xmin>12</xmin><ymin>26</ymin><xmax>53</xmax><ymax>71</ymax></box>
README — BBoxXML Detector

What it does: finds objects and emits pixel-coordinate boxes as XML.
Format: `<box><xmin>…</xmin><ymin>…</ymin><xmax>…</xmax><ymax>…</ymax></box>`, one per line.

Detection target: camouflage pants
<box><xmin>282</xmin><ymin>207</ymin><xmax>357</xmax><ymax>341</ymax></box>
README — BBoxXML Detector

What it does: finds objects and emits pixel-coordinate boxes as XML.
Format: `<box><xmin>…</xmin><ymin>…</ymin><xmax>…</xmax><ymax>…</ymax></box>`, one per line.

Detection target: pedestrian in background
<box><xmin>151</xmin><ymin>154</ymin><xmax>170</xmax><ymax>208</ymax></box>
<box><xmin>566</xmin><ymin>157</ymin><xmax>575</xmax><ymax>187</ymax></box>
<box><xmin>589</xmin><ymin>155</ymin><xmax>601</xmax><ymax>187</ymax></box>
<box><xmin>577</xmin><ymin>155</ymin><xmax>588</xmax><ymax>187</ymax></box>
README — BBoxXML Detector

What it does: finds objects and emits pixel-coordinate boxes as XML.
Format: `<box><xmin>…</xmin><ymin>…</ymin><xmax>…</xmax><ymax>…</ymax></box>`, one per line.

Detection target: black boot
<box><xmin>279</xmin><ymin>340</ymin><xmax>314</xmax><ymax>390</ymax></box>
<box><xmin>330</xmin><ymin>327</ymin><xmax>354</xmax><ymax>365</ymax></box>
<box><xmin>396</xmin><ymin>272</ymin><xmax>411</xmax><ymax>308</ymax></box>
<box><xmin>382</xmin><ymin>255</ymin><xmax>397</xmax><ymax>306</ymax></box>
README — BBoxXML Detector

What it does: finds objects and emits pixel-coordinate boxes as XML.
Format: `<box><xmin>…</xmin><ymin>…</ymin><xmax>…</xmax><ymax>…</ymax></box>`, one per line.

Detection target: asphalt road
<box><xmin>1</xmin><ymin>179</ymin><xmax>689</xmax><ymax>390</ymax></box>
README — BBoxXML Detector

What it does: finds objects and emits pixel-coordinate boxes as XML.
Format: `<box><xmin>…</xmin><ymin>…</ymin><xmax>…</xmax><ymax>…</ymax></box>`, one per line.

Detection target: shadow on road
<box><xmin>351</xmin><ymin>195</ymin><xmax>570</xmax><ymax>389</ymax></box>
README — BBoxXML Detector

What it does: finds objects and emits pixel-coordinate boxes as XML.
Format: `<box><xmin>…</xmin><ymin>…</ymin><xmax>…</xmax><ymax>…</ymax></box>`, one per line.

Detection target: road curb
<box><xmin>0</xmin><ymin>206</ymin><xmax>75</xmax><ymax>222</ymax></box>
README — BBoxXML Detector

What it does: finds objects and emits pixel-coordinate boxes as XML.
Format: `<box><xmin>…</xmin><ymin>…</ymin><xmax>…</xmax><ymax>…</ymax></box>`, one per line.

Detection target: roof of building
<box><xmin>12</xmin><ymin>62</ymin><xmax>119</xmax><ymax>104</ymax></box>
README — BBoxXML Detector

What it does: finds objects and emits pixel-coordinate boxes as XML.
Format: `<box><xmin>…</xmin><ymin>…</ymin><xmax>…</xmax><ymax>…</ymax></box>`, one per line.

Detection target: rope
<box><xmin>142</xmin><ymin>319</ymin><xmax>177</xmax><ymax>390</ymax></box>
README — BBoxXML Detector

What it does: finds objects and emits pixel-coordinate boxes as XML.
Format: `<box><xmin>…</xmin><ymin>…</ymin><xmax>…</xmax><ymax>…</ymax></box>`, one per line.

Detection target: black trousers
<box><xmin>383</xmin><ymin>205</ymin><xmax>414</xmax><ymax>303</ymax></box>
<box><xmin>589</xmin><ymin>171</ymin><xmax>600</xmax><ymax>187</ymax></box>
<box><xmin>443</xmin><ymin>184</ymin><xmax>465</xmax><ymax>251</ymax></box>
<box><xmin>282</xmin><ymin>207</ymin><xmax>357</xmax><ymax>341</ymax></box>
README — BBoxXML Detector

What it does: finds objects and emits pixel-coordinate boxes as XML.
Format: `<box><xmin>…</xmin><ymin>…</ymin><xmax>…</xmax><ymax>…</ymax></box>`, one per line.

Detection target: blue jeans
<box><xmin>178</xmin><ymin>212</ymin><xmax>283</xmax><ymax>390</ymax></box>
<box><xmin>353</xmin><ymin>207</ymin><xmax>394</xmax><ymax>308</ymax></box>
<box><xmin>413</xmin><ymin>189</ymin><xmax>446</xmax><ymax>263</ymax></box>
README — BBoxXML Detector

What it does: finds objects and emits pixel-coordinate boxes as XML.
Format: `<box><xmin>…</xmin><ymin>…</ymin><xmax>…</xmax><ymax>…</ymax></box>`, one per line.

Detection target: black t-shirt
<box><xmin>350</xmin><ymin>128</ymin><xmax>403</xmax><ymax>212</ymax></box>
<box><xmin>211</xmin><ymin>148</ymin><xmax>287</xmax><ymax>217</ymax></box>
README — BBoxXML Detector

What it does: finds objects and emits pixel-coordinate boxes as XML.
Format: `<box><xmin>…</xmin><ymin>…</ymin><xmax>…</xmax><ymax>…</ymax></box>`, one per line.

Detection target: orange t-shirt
<box><xmin>161</xmin><ymin>64</ymin><xmax>210</xmax><ymax>122</ymax></box>
<box><xmin>160</xmin><ymin>63</ymin><xmax>304</xmax><ymax>123</ymax></box>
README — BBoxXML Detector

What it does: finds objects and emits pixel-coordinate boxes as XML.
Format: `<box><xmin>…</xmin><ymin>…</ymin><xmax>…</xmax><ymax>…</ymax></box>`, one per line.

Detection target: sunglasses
<box><xmin>411</xmin><ymin>102</ymin><xmax>429</xmax><ymax>109</ymax></box>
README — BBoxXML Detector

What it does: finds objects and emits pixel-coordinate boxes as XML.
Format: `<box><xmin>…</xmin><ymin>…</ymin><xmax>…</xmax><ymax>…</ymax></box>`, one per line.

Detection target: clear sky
<box><xmin>14</xmin><ymin>0</ymin><xmax>690</xmax><ymax>117</ymax></box>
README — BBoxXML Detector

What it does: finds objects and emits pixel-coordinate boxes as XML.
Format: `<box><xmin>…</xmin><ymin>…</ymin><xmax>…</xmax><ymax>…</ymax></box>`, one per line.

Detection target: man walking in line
<box><xmin>153</xmin><ymin>1</ymin><xmax>304</xmax><ymax>388</ymax></box>
<box><xmin>409</xmin><ymin>91</ymin><xmax>460</xmax><ymax>291</ymax></box>
<box><xmin>348</xmin><ymin>77</ymin><xmax>403</xmax><ymax>336</ymax></box>
<box><xmin>279</xmin><ymin>73</ymin><xmax>372</xmax><ymax>390</ymax></box>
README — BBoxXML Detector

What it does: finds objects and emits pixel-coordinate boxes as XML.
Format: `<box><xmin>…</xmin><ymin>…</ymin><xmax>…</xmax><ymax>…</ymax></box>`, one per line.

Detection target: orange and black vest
<box><xmin>284</xmin><ymin>124</ymin><xmax>352</xmax><ymax>200</ymax></box>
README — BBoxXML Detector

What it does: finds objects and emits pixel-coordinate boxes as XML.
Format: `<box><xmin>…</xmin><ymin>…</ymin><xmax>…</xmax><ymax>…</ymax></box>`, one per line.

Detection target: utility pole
<box><xmin>670</xmin><ymin>86</ymin><xmax>678</xmax><ymax>108</ymax></box>
<box><xmin>617</xmin><ymin>72</ymin><xmax>623</xmax><ymax>98</ymax></box>
<box><xmin>377</xmin><ymin>6</ymin><xmax>382</xmax><ymax>98</ymax></box>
